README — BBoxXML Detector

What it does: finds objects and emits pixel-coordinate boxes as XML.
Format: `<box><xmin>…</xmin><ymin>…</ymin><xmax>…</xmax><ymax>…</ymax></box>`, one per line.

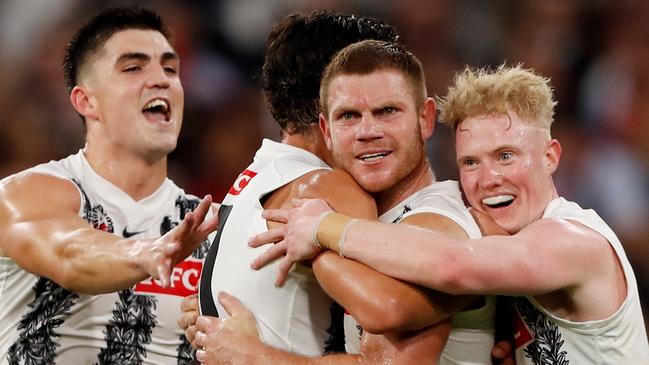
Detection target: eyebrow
<box><xmin>115</xmin><ymin>51</ymin><xmax>179</xmax><ymax>65</ymax></box>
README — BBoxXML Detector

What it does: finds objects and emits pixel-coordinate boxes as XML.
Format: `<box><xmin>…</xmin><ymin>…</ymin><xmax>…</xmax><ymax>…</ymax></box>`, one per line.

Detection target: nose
<box><xmin>478</xmin><ymin>162</ymin><xmax>504</xmax><ymax>189</ymax></box>
<box><xmin>145</xmin><ymin>64</ymin><xmax>170</xmax><ymax>89</ymax></box>
<box><xmin>355</xmin><ymin>113</ymin><xmax>383</xmax><ymax>141</ymax></box>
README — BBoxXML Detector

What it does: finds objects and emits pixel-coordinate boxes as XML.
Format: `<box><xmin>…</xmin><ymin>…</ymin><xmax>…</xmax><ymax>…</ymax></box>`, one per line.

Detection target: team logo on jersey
<box><xmin>134</xmin><ymin>260</ymin><xmax>202</xmax><ymax>297</ymax></box>
<box><xmin>74</xmin><ymin>179</ymin><xmax>114</xmax><ymax>233</ymax></box>
<box><xmin>513</xmin><ymin>304</ymin><xmax>534</xmax><ymax>349</ymax></box>
<box><xmin>514</xmin><ymin>297</ymin><xmax>570</xmax><ymax>364</ymax></box>
<box><xmin>228</xmin><ymin>169</ymin><xmax>257</xmax><ymax>196</ymax></box>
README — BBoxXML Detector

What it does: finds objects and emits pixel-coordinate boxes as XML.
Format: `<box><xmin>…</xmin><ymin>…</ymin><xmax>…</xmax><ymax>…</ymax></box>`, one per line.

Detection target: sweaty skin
<box><xmin>0</xmin><ymin>29</ymin><xmax>218</xmax><ymax>294</ymax></box>
<box><xmin>0</xmin><ymin>172</ymin><xmax>217</xmax><ymax>293</ymax></box>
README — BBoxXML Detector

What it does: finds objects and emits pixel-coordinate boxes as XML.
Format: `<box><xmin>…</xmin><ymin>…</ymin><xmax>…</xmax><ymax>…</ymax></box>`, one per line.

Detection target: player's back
<box><xmin>200</xmin><ymin>139</ymin><xmax>342</xmax><ymax>356</ymax></box>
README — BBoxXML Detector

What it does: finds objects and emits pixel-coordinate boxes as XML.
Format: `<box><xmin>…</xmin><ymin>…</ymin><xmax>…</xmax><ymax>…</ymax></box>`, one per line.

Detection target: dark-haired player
<box><xmin>0</xmin><ymin>7</ymin><xmax>217</xmax><ymax>364</ymax></box>
<box><xmin>191</xmin><ymin>11</ymin><xmax>397</xmax><ymax>357</ymax></box>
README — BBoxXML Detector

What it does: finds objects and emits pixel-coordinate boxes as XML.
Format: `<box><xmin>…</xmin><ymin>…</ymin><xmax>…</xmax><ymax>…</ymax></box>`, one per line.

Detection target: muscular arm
<box><xmin>0</xmin><ymin>173</ymin><xmax>216</xmax><ymax>294</ymax></box>
<box><xmin>263</xmin><ymin>170</ymin><xmax>474</xmax><ymax>333</ymax></box>
<box><xmin>332</xmin><ymin>216</ymin><xmax>609</xmax><ymax>297</ymax></box>
<box><xmin>312</xmin><ymin>212</ymin><xmax>476</xmax><ymax>334</ymax></box>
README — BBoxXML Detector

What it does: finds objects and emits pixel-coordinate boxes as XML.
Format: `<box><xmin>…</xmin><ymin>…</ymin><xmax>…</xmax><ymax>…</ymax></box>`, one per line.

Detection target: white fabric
<box><xmin>0</xmin><ymin>150</ymin><xmax>212</xmax><ymax>365</ymax></box>
<box><xmin>201</xmin><ymin>139</ymin><xmax>341</xmax><ymax>356</ymax></box>
<box><xmin>344</xmin><ymin>181</ymin><xmax>495</xmax><ymax>364</ymax></box>
<box><xmin>514</xmin><ymin>197</ymin><xmax>649</xmax><ymax>364</ymax></box>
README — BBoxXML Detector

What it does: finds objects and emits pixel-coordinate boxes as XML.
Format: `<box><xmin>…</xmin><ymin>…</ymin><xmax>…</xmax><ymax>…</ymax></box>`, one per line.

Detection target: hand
<box><xmin>193</xmin><ymin>292</ymin><xmax>260</xmax><ymax>365</ymax></box>
<box><xmin>178</xmin><ymin>294</ymin><xmax>199</xmax><ymax>344</ymax></box>
<box><xmin>249</xmin><ymin>198</ymin><xmax>333</xmax><ymax>286</ymax></box>
<box><xmin>137</xmin><ymin>195</ymin><xmax>219</xmax><ymax>288</ymax></box>
<box><xmin>491</xmin><ymin>340</ymin><xmax>515</xmax><ymax>365</ymax></box>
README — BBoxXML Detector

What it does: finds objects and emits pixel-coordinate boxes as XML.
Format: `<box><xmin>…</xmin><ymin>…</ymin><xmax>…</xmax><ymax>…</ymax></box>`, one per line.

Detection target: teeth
<box><xmin>482</xmin><ymin>195</ymin><xmax>514</xmax><ymax>206</ymax></box>
<box><xmin>360</xmin><ymin>152</ymin><xmax>388</xmax><ymax>162</ymax></box>
<box><xmin>143</xmin><ymin>99</ymin><xmax>169</xmax><ymax>113</ymax></box>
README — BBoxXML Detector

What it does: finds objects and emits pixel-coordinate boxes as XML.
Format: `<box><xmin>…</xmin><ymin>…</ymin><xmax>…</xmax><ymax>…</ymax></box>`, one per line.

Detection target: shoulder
<box><xmin>0</xmin><ymin>172</ymin><xmax>81</xmax><ymax>211</ymax></box>
<box><xmin>296</xmin><ymin>169</ymin><xmax>377</xmax><ymax>219</ymax></box>
<box><xmin>519</xmin><ymin>218</ymin><xmax>612</xmax><ymax>261</ymax></box>
<box><xmin>399</xmin><ymin>212</ymin><xmax>469</xmax><ymax>240</ymax></box>
<box><xmin>0</xmin><ymin>172</ymin><xmax>81</xmax><ymax>255</ymax></box>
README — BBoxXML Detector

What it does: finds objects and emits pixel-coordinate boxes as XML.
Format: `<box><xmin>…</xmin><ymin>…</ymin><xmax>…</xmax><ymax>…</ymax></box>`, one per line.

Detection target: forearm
<box><xmin>59</xmin><ymin>232</ymin><xmax>150</xmax><ymax>293</ymax></box>
<box><xmin>317</xmin><ymin>215</ymin><xmax>467</xmax><ymax>294</ymax></box>
<box><xmin>9</xmin><ymin>220</ymin><xmax>149</xmax><ymax>294</ymax></box>
<box><xmin>313</xmin><ymin>251</ymin><xmax>456</xmax><ymax>333</ymax></box>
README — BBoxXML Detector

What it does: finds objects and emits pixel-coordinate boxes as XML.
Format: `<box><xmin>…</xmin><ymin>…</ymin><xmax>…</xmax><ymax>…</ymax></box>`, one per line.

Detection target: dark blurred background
<box><xmin>1</xmin><ymin>0</ymin><xmax>647</xmax><ymax>332</ymax></box>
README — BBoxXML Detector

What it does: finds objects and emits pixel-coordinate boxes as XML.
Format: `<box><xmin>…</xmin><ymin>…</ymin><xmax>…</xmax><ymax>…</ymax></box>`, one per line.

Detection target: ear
<box><xmin>419</xmin><ymin>97</ymin><xmax>436</xmax><ymax>140</ymax></box>
<box><xmin>319</xmin><ymin>113</ymin><xmax>333</xmax><ymax>151</ymax></box>
<box><xmin>70</xmin><ymin>85</ymin><xmax>99</xmax><ymax>121</ymax></box>
<box><xmin>545</xmin><ymin>139</ymin><xmax>561</xmax><ymax>174</ymax></box>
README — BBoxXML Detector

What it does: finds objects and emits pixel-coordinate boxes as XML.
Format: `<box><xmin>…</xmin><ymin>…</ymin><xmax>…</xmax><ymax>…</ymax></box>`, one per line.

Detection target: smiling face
<box><xmin>320</xmin><ymin>69</ymin><xmax>434</xmax><ymax>195</ymax></box>
<box><xmin>77</xmin><ymin>29</ymin><xmax>184</xmax><ymax>162</ymax></box>
<box><xmin>456</xmin><ymin>110</ymin><xmax>561</xmax><ymax>233</ymax></box>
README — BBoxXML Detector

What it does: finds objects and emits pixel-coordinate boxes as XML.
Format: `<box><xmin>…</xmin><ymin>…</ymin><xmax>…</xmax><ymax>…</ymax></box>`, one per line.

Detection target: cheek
<box><xmin>459</xmin><ymin>172</ymin><xmax>478</xmax><ymax>198</ymax></box>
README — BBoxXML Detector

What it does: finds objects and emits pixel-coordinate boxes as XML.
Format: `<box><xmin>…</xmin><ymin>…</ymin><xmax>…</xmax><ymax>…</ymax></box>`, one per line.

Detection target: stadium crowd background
<box><xmin>1</xmin><ymin>0</ymin><xmax>647</xmax><ymax>333</ymax></box>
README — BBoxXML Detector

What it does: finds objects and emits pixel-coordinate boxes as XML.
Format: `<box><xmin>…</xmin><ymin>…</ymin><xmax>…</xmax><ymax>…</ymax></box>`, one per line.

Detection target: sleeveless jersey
<box><xmin>0</xmin><ymin>150</ymin><xmax>213</xmax><ymax>365</ymax></box>
<box><xmin>344</xmin><ymin>181</ymin><xmax>496</xmax><ymax>364</ymax></box>
<box><xmin>199</xmin><ymin>139</ymin><xmax>345</xmax><ymax>356</ymax></box>
<box><xmin>514</xmin><ymin>197</ymin><xmax>649</xmax><ymax>364</ymax></box>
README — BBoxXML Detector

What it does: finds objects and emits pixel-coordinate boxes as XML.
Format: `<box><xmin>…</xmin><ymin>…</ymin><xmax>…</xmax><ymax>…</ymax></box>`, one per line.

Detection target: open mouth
<box><xmin>142</xmin><ymin>98</ymin><xmax>171</xmax><ymax>123</ymax></box>
<box><xmin>482</xmin><ymin>195</ymin><xmax>514</xmax><ymax>208</ymax></box>
<box><xmin>357</xmin><ymin>151</ymin><xmax>391</xmax><ymax>163</ymax></box>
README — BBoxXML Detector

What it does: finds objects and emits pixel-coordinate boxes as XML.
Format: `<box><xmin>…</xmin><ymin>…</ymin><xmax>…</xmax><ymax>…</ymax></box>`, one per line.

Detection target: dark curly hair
<box><xmin>261</xmin><ymin>11</ymin><xmax>399</xmax><ymax>135</ymax></box>
<box><xmin>63</xmin><ymin>6</ymin><xmax>170</xmax><ymax>94</ymax></box>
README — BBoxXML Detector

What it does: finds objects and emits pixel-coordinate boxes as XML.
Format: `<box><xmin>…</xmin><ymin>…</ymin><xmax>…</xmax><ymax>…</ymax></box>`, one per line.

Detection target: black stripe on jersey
<box><xmin>199</xmin><ymin>204</ymin><xmax>233</xmax><ymax>316</ymax></box>
<box><xmin>323</xmin><ymin>302</ymin><xmax>346</xmax><ymax>354</ymax></box>
<box><xmin>515</xmin><ymin>297</ymin><xmax>569</xmax><ymax>364</ymax></box>
<box><xmin>97</xmin><ymin>290</ymin><xmax>157</xmax><ymax>364</ymax></box>
<box><xmin>7</xmin><ymin>278</ymin><xmax>79</xmax><ymax>364</ymax></box>
<box><xmin>176</xmin><ymin>334</ymin><xmax>197</xmax><ymax>365</ymax></box>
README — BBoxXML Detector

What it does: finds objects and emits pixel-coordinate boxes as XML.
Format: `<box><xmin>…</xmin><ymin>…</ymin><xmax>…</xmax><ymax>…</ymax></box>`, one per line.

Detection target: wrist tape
<box><xmin>315</xmin><ymin>212</ymin><xmax>355</xmax><ymax>256</ymax></box>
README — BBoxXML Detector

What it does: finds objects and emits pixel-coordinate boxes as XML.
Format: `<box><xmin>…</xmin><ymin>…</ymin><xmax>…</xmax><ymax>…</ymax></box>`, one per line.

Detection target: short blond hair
<box><xmin>438</xmin><ymin>64</ymin><xmax>556</xmax><ymax>136</ymax></box>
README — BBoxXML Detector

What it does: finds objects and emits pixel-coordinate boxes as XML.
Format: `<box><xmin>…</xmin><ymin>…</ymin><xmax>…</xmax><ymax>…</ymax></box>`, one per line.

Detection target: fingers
<box><xmin>250</xmin><ymin>240</ymin><xmax>287</xmax><ymax>270</ymax></box>
<box><xmin>491</xmin><ymin>340</ymin><xmax>513</xmax><ymax>359</ymax></box>
<box><xmin>178</xmin><ymin>295</ymin><xmax>199</xmax><ymax>330</ymax></box>
<box><xmin>194</xmin><ymin>330</ymin><xmax>206</xmax><ymax>349</ymax></box>
<box><xmin>195</xmin><ymin>348</ymin><xmax>206</xmax><ymax>363</ymax></box>
<box><xmin>193</xmin><ymin>316</ymin><xmax>221</xmax><ymax>350</ymax></box>
<box><xmin>196</xmin><ymin>315</ymin><xmax>220</xmax><ymax>332</ymax></box>
<box><xmin>192</xmin><ymin>195</ymin><xmax>213</xmax><ymax>227</ymax></box>
<box><xmin>261</xmin><ymin>208</ymin><xmax>290</xmax><ymax>224</ymax></box>
<box><xmin>185</xmin><ymin>324</ymin><xmax>198</xmax><ymax>344</ymax></box>
<box><xmin>217</xmin><ymin>291</ymin><xmax>252</xmax><ymax>318</ymax></box>
<box><xmin>180</xmin><ymin>293</ymin><xmax>199</xmax><ymax>312</ymax></box>
<box><xmin>199</xmin><ymin>212</ymin><xmax>220</xmax><ymax>236</ymax></box>
<box><xmin>175</xmin><ymin>211</ymin><xmax>194</xmax><ymax>238</ymax></box>
<box><xmin>274</xmin><ymin>256</ymin><xmax>294</xmax><ymax>287</ymax></box>
<box><xmin>178</xmin><ymin>311</ymin><xmax>198</xmax><ymax>332</ymax></box>
<box><xmin>248</xmin><ymin>228</ymin><xmax>285</xmax><ymax>248</ymax></box>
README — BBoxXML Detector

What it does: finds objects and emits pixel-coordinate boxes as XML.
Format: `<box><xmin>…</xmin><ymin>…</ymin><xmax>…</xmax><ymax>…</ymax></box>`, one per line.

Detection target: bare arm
<box><xmin>312</xmin><ymin>213</ymin><xmax>476</xmax><ymax>334</ymax></box>
<box><xmin>253</xmin><ymin>198</ymin><xmax>609</xmax><ymax>297</ymax></box>
<box><xmin>338</xmin><ymin>216</ymin><xmax>605</xmax><ymax>296</ymax></box>
<box><xmin>257</xmin><ymin>170</ymin><xmax>472</xmax><ymax>333</ymax></box>
<box><xmin>0</xmin><ymin>173</ymin><xmax>218</xmax><ymax>294</ymax></box>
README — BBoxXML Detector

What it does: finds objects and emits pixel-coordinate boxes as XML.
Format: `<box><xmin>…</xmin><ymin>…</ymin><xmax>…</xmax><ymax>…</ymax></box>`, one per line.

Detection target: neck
<box><xmin>281</xmin><ymin>125</ymin><xmax>333</xmax><ymax>166</ymax></box>
<box><xmin>83</xmin><ymin>142</ymin><xmax>168</xmax><ymax>201</ymax></box>
<box><xmin>375</xmin><ymin>157</ymin><xmax>435</xmax><ymax>215</ymax></box>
